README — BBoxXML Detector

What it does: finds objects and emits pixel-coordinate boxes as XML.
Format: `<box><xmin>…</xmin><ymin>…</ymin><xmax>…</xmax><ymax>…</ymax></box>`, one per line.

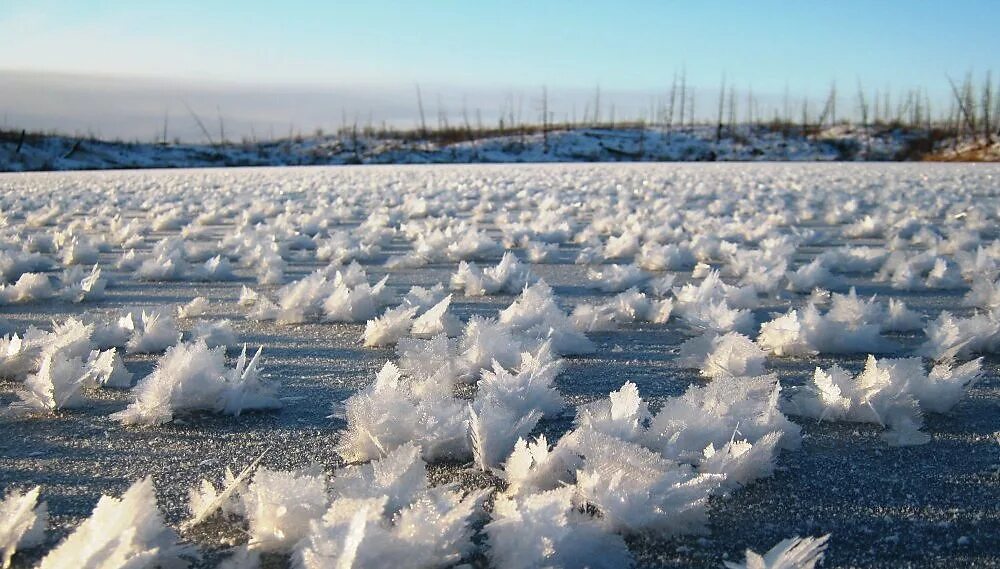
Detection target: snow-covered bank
<box><xmin>3</xmin><ymin>125</ymin><xmax>991</xmax><ymax>172</ymax></box>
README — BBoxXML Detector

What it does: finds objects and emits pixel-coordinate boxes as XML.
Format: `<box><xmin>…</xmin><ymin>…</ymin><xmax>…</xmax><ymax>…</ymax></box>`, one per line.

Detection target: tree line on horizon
<box><xmin>2</xmin><ymin>70</ymin><xmax>996</xmax><ymax>151</ymax></box>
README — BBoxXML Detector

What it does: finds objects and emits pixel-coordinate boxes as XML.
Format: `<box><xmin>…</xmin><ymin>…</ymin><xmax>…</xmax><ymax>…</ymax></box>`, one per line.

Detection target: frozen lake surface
<box><xmin>0</xmin><ymin>163</ymin><xmax>997</xmax><ymax>568</ymax></box>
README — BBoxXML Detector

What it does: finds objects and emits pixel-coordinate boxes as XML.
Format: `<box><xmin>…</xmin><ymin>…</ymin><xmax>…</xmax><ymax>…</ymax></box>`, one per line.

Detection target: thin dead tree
<box><xmin>415</xmin><ymin>84</ymin><xmax>428</xmax><ymax>139</ymax></box>
<box><xmin>436</xmin><ymin>95</ymin><xmax>448</xmax><ymax>132</ymax></box>
<box><xmin>665</xmin><ymin>71</ymin><xmax>677</xmax><ymax>136</ymax></box>
<box><xmin>217</xmin><ymin>106</ymin><xmax>226</xmax><ymax>146</ymax></box>
<box><xmin>593</xmin><ymin>84</ymin><xmax>602</xmax><ymax>126</ymax></box>
<box><xmin>508</xmin><ymin>92</ymin><xmax>517</xmax><ymax>131</ymax></box>
<box><xmin>947</xmin><ymin>74</ymin><xmax>978</xmax><ymax>142</ymax></box>
<box><xmin>816</xmin><ymin>82</ymin><xmax>837</xmax><ymax>129</ymax></box>
<box><xmin>963</xmin><ymin>73</ymin><xmax>977</xmax><ymax>136</ymax></box>
<box><xmin>540</xmin><ymin>85</ymin><xmax>549</xmax><ymax>153</ymax></box>
<box><xmin>461</xmin><ymin>98</ymin><xmax>473</xmax><ymax>139</ymax></box>
<box><xmin>801</xmin><ymin>97</ymin><xmax>810</xmax><ymax>137</ymax></box>
<box><xmin>924</xmin><ymin>89</ymin><xmax>933</xmax><ymax>132</ymax></box>
<box><xmin>678</xmin><ymin>69</ymin><xmax>687</xmax><ymax>132</ymax></box>
<box><xmin>982</xmin><ymin>70</ymin><xmax>993</xmax><ymax>143</ymax></box>
<box><xmin>716</xmin><ymin>73</ymin><xmax>726</xmax><ymax>143</ymax></box>
<box><xmin>182</xmin><ymin>100</ymin><xmax>215</xmax><ymax>146</ymax></box>
<box><xmin>782</xmin><ymin>82</ymin><xmax>791</xmax><ymax>130</ymax></box>
<box><xmin>727</xmin><ymin>85</ymin><xmax>737</xmax><ymax>135</ymax></box>
<box><xmin>687</xmin><ymin>94</ymin><xmax>694</xmax><ymax>130</ymax></box>
<box><xmin>993</xmin><ymin>75</ymin><xmax>1000</xmax><ymax>139</ymax></box>
<box><xmin>872</xmin><ymin>89</ymin><xmax>882</xmax><ymax>126</ymax></box>
<box><xmin>948</xmin><ymin>99</ymin><xmax>960</xmax><ymax>148</ymax></box>
<box><xmin>515</xmin><ymin>94</ymin><xmax>525</xmax><ymax>144</ymax></box>
<box><xmin>829</xmin><ymin>81</ymin><xmax>837</xmax><ymax>125</ymax></box>
<box><xmin>857</xmin><ymin>80</ymin><xmax>871</xmax><ymax>157</ymax></box>
<box><xmin>904</xmin><ymin>91</ymin><xmax>914</xmax><ymax>127</ymax></box>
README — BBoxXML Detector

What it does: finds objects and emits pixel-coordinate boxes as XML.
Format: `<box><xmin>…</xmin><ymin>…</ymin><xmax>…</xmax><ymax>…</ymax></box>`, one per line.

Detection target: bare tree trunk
<box><xmin>415</xmin><ymin>84</ymin><xmax>428</xmax><ymax>140</ymax></box>
<box><xmin>637</xmin><ymin>118</ymin><xmax>646</xmax><ymax>158</ymax></box>
<box><xmin>727</xmin><ymin>86</ymin><xmax>736</xmax><ymax>135</ymax></box>
<box><xmin>716</xmin><ymin>74</ymin><xmax>726</xmax><ymax>143</ymax></box>
<box><xmin>541</xmin><ymin>85</ymin><xmax>549</xmax><ymax>153</ymax></box>
<box><xmin>947</xmin><ymin>75</ymin><xmax>978</xmax><ymax>139</ymax></box>
<box><xmin>593</xmin><ymin>84</ymin><xmax>601</xmax><ymax>126</ymax></box>
<box><xmin>678</xmin><ymin>69</ymin><xmax>686</xmax><ymax>133</ymax></box>
<box><xmin>436</xmin><ymin>95</ymin><xmax>448</xmax><ymax>132</ymax></box>
<box><xmin>874</xmin><ymin>89</ymin><xmax>880</xmax><ymax>126</ymax></box>
<box><xmin>801</xmin><ymin>98</ymin><xmax>809</xmax><ymax>138</ymax></box>
<box><xmin>829</xmin><ymin>81</ymin><xmax>837</xmax><ymax>126</ymax></box>
<box><xmin>982</xmin><ymin>70</ymin><xmax>993</xmax><ymax>144</ymax></box>
<box><xmin>994</xmin><ymin>76</ymin><xmax>1000</xmax><ymax>138</ymax></box>
<box><xmin>352</xmin><ymin>120</ymin><xmax>360</xmax><ymax>162</ymax></box>
<box><xmin>924</xmin><ymin>90</ymin><xmax>933</xmax><ymax>132</ymax></box>
<box><xmin>782</xmin><ymin>82</ymin><xmax>790</xmax><ymax>130</ymax></box>
<box><xmin>950</xmin><ymin>100</ymin><xmax>960</xmax><ymax>149</ymax></box>
<box><xmin>818</xmin><ymin>82</ymin><xmax>837</xmax><ymax>129</ymax></box>
<box><xmin>183</xmin><ymin>101</ymin><xmax>215</xmax><ymax>146</ymax></box>
<box><xmin>217</xmin><ymin>106</ymin><xmax>226</xmax><ymax>146</ymax></box>
<box><xmin>688</xmin><ymin>95</ymin><xmax>694</xmax><ymax>130</ymax></box>
<box><xmin>462</xmin><ymin>99</ymin><xmax>478</xmax><ymax>159</ymax></box>
<box><xmin>963</xmin><ymin>72</ymin><xmax>977</xmax><ymax>138</ymax></box>
<box><xmin>857</xmin><ymin>80</ymin><xmax>870</xmax><ymax>157</ymax></box>
<box><xmin>665</xmin><ymin>71</ymin><xmax>677</xmax><ymax>136</ymax></box>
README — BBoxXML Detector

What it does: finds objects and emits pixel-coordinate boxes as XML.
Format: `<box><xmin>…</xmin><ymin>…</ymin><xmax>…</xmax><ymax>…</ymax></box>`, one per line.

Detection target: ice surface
<box><xmin>0</xmin><ymin>162</ymin><xmax>996</xmax><ymax>567</ymax></box>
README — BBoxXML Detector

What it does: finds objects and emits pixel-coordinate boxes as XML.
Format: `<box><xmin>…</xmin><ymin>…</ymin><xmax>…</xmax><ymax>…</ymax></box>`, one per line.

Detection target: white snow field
<box><xmin>0</xmin><ymin>163</ymin><xmax>997</xmax><ymax>568</ymax></box>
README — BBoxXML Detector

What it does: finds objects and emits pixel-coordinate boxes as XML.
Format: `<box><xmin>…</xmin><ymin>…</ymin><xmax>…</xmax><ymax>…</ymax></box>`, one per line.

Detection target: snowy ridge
<box><xmin>5</xmin><ymin>125</ymin><xmax>996</xmax><ymax>173</ymax></box>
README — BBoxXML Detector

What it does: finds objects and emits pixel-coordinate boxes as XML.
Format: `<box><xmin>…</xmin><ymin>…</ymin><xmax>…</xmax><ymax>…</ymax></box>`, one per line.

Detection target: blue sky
<box><xmin>1</xmin><ymin>1</ymin><xmax>997</xmax><ymax>139</ymax></box>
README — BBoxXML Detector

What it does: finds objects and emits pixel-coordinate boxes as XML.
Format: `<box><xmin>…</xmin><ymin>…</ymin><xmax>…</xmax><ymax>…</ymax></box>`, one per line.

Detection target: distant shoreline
<box><xmin>2</xmin><ymin>125</ymin><xmax>997</xmax><ymax>172</ymax></box>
